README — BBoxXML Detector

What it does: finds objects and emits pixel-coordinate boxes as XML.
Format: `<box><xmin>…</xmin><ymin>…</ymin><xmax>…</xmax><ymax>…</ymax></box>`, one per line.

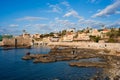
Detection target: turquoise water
<box><xmin>0</xmin><ymin>47</ymin><xmax>102</xmax><ymax>80</ymax></box>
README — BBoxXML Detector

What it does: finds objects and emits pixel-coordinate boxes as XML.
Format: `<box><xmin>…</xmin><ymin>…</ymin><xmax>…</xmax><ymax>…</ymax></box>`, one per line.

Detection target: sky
<box><xmin>0</xmin><ymin>0</ymin><xmax>120</xmax><ymax>35</ymax></box>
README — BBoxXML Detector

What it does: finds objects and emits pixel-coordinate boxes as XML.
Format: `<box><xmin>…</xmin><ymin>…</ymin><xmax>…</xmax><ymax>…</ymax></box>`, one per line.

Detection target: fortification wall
<box><xmin>48</xmin><ymin>42</ymin><xmax>120</xmax><ymax>52</ymax></box>
<box><xmin>2</xmin><ymin>38</ymin><xmax>15</xmax><ymax>46</ymax></box>
<box><xmin>0</xmin><ymin>41</ymin><xmax>3</xmax><ymax>46</ymax></box>
<box><xmin>2</xmin><ymin>37</ymin><xmax>32</xmax><ymax>46</ymax></box>
<box><xmin>16</xmin><ymin>37</ymin><xmax>32</xmax><ymax>46</ymax></box>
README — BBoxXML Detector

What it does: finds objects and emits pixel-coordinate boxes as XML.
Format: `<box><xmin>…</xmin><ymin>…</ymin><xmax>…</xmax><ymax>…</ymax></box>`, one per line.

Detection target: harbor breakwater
<box><xmin>48</xmin><ymin>42</ymin><xmax>120</xmax><ymax>52</ymax></box>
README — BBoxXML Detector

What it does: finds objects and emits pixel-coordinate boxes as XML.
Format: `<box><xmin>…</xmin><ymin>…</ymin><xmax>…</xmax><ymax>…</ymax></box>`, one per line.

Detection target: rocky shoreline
<box><xmin>22</xmin><ymin>46</ymin><xmax>115</xmax><ymax>64</ymax></box>
<box><xmin>69</xmin><ymin>62</ymin><xmax>108</xmax><ymax>68</ymax></box>
<box><xmin>22</xmin><ymin>46</ymin><xmax>120</xmax><ymax>79</ymax></box>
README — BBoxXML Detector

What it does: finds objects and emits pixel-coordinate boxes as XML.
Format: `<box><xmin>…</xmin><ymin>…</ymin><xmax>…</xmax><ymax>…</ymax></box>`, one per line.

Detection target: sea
<box><xmin>0</xmin><ymin>46</ymin><xmax>103</xmax><ymax>80</ymax></box>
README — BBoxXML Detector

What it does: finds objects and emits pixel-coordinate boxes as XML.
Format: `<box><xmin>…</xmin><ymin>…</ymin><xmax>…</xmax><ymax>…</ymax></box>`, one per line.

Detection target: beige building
<box><xmin>73</xmin><ymin>32</ymin><xmax>90</xmax><ymax>42</ymax></box>
<box><xmin>23</xmin><ymin>33</ymin><xmax>31</xmax><ymax>38</ymax></box>
<box><xmin>100</xmin><ymin>29</ymin><xmax>110</xmax><ymax>38</ymax></box>
<box><xmin>62</xmin><ymin>31</ymin><xmax>76</xmax><ymax>42</ymax></box>
<box><xmin>89</xmin><ymin>29</ymin><xmax>101</xmax><ymax>37</ymax></box>
<box><xmin>77</xmin><ymin>33</ymin><xmax>90</xmax><ymax>40</ymax></box>
<box><xmin>32</xmin><ymin>33</ymin><xmax>41</xmax><ymax>39</ymax></box>
<box><xmin>42</xmin><ymin>37</ymin><xmax>50</xmax><ymax>42</ymax></box>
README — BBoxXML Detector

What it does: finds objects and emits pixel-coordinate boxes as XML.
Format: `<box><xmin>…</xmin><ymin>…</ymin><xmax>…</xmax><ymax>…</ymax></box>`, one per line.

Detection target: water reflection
<box><xmin>0</xmin><ymin>46</ymin><xmax>120</xmax><ymax>80</ymax></box>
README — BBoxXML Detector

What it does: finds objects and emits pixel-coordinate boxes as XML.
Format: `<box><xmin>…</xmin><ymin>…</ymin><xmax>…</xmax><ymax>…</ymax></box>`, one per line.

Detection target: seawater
<box><xmin>0</xmin><ymin>47</ymin><xmax>102</xmax><ymax>80</ymax></box>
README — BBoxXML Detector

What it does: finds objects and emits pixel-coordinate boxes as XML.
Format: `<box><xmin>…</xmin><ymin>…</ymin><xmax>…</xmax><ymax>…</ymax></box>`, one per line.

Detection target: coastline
<box><xmin>21</xmin><ymin>46</ymin><xmax>120</xmax><ymax>79</ymax></box>
<box><xmin>48</xmin><ymin>42</ymin><xmax>120</xmax><ymax>52</ymax></box>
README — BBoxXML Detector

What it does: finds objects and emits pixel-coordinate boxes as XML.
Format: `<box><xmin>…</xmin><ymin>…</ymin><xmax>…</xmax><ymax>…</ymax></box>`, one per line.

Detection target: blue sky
<box><xmin>0</xmin><ymin>0</ymin><xmax>120</xmax><ymax>35</ymax></box>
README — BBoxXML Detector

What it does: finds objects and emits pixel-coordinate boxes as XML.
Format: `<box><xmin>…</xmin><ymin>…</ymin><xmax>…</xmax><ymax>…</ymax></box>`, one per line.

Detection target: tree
<box><xmin>49</xmin><ymin>32</ymin><xmax>54</xmax><ymax>37</ymax></box>
<box><xmin>0</xmin><ymin>35</ymin><xmax>3</xmax><ymax>41</ymax></box>
<box><xmin>77</xmin><ymin>30</ymin><xmax>83</xmax><ymax>33</ymax></box>
<box><xmin>89</xmin><ymin>35</ymin><xmax>100</xmax><ymax>42</ymax></box>
<box><xmin>74</xmin><ymin>33</ymin><xmax>78</xmax><ymax>38</ymax></box>
<box><xmin>118</xmin><ymin>28</ymin><xmax>120</xmax><ymax>36</ymax></box>
<box><xmin>61</xmin><ymin>30</ymin><xmax>66</xmax><ymax>36</ymax></box>
<box><xmin>3</xmin><ymin>35</ymin><xmax>13</xmax><ymax>39</ymax></box>
<box><xmin>106</xmin><ymin>28</ymin><xmax>120</xmax><ymax>43</ymax></box>
<box><xmin>108</xmin><ymin>38</ymin><xmax>116</xmax><ymax>43</ymax></box>
<box><xmin>107</xmin><ymin>28</ymin><xmax>118</xmax><ymax>38</ymax></box>
<box><xmin>22</xmin><ymin>30</ymin><xmax>27</xmax><ymax>34</ymax></box>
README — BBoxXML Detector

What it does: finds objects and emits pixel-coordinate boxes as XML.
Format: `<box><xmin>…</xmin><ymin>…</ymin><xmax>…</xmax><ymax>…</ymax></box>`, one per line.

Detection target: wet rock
<box><xmin>33</xmin><ymin>56</ymin><xmax>56</xmax><ymax>63</ymax></box>
<box><xmin>109</xmin><ymin>50</ymin><xmax>116</xmax><ymax>55</ymax></box>
<box><xmin>114</xmin><ymin>75</ymin><xmax>120</xmax><ymax>80</ymax></box>
<box><xmin>22</xmin><ymin>47</ymin><xmax>113</xmax><ymax>65</ymax></box>
<box><xmin>22</xmin><ymin>55</ymin><xmax>32</xmax><ymax>60</ymax></box>
<box><xmin>69</xmin><ymin>62</ymin><xmax>108</xmax><ymax>68</ymax></box>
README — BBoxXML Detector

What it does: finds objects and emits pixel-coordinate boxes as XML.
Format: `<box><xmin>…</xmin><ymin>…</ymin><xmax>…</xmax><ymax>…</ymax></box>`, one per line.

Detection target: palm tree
<box><xmin>22</xmin><ymin>30</ymin><xmax>26</xmax><ymax>34</ymax></box>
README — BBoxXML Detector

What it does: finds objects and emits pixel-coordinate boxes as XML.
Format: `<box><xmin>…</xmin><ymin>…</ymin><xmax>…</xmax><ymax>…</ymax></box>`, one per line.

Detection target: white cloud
<box><xmin>61</xmin><ymin>1</ymin><xmax>70</xmax><ymax>7</ymax></box>
<box><xmin>92</xmin><ymin>0</ymin><xmax>120</xmax><ymax>17</ymax></box>
<box><xmin>33</xmin><ymin>24</ymin><xmax>47</xmax><ymax>28</ymax></box>
<box><xmin>24</xmin><ymin>24</ymin><xmax>47</xmax><ymax>28</ymax></box>
<box><xmin>63</xmin><ymin>10</ymin><xmax>77</xmax><ymax>17</ymax></box>
<box><xmin>23</xmin><ymin>24</ymin><xmax>49</xmax><ymax>34</ymax></box>
<box><xmin>78</xmin><ymin>18</ymin><xmax>104</xmax><ymax>28</ymax></box>
<box><xmin>108</xmin><ymin>19</ymin><xmax>120</xmax><ymax>27</ymax></box>
<box><xmin>48</xmin><ymin>18</ymin><xmax>77</xmax><ymax>32</ymax></box>
<box><xmin>16</xmin><ymin>16</ymin><xmax>48</xmax><ymax>21</ymax></box>
<box><xmin>116</xmin><ymin>11</ymin><xmax>120</xmax><ymax>14</ymax></box>
<box><xmin>48</xmin><ymin>4</ymin><xmax>62</xmax><ymax>13</ymax></box>
<box><xmin>49</xmin><ymin>17</ymin><xmax>105</xmax><ymax>31</ymax></box>
<box><xmin>9</xmin><ymin>24</ymin><xmax>19</xmax><ymax>27</ymax></box>
<box><xmin>24</xmin><ymin>24</ymin><xmax>32</xmax><ymax>27</ymax></box>
<box><xmin>63</xmin><ymin>10</ymin><xmax>83</xmax><ymax>19</ymax></box>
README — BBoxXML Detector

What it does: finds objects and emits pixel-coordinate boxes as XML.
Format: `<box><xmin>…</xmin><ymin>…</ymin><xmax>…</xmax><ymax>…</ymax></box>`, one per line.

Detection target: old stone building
<box><xmin>2</xmin><ymin>36</ymin><xmax>32</xmax><ymax>47</ymax></box>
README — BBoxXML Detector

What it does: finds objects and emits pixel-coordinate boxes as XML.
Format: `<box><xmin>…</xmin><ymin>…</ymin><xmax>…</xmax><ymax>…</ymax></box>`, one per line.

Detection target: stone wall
<box><xmin>16</xmin><ymin>37</ymin><xmax>32</xmax><ymax>46</ymax></box>
<box><xmin>2</xmin><ymin>37</ymin><xmax>32</xmax><ymax>47</ymax></box>
<box><xmin>0</xmin><ymin>41</ymin><xmax>3</xmax><ymax>46</ymax></box>
<box><xmin>2</xmin><ymin>38</ymin><xmax>15</xmax><ymax>46</ymax></box>
<box><xmin>48</xmin><ymin>42</ymin><xmax>120</xmax><ymax>52</ymax></box>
